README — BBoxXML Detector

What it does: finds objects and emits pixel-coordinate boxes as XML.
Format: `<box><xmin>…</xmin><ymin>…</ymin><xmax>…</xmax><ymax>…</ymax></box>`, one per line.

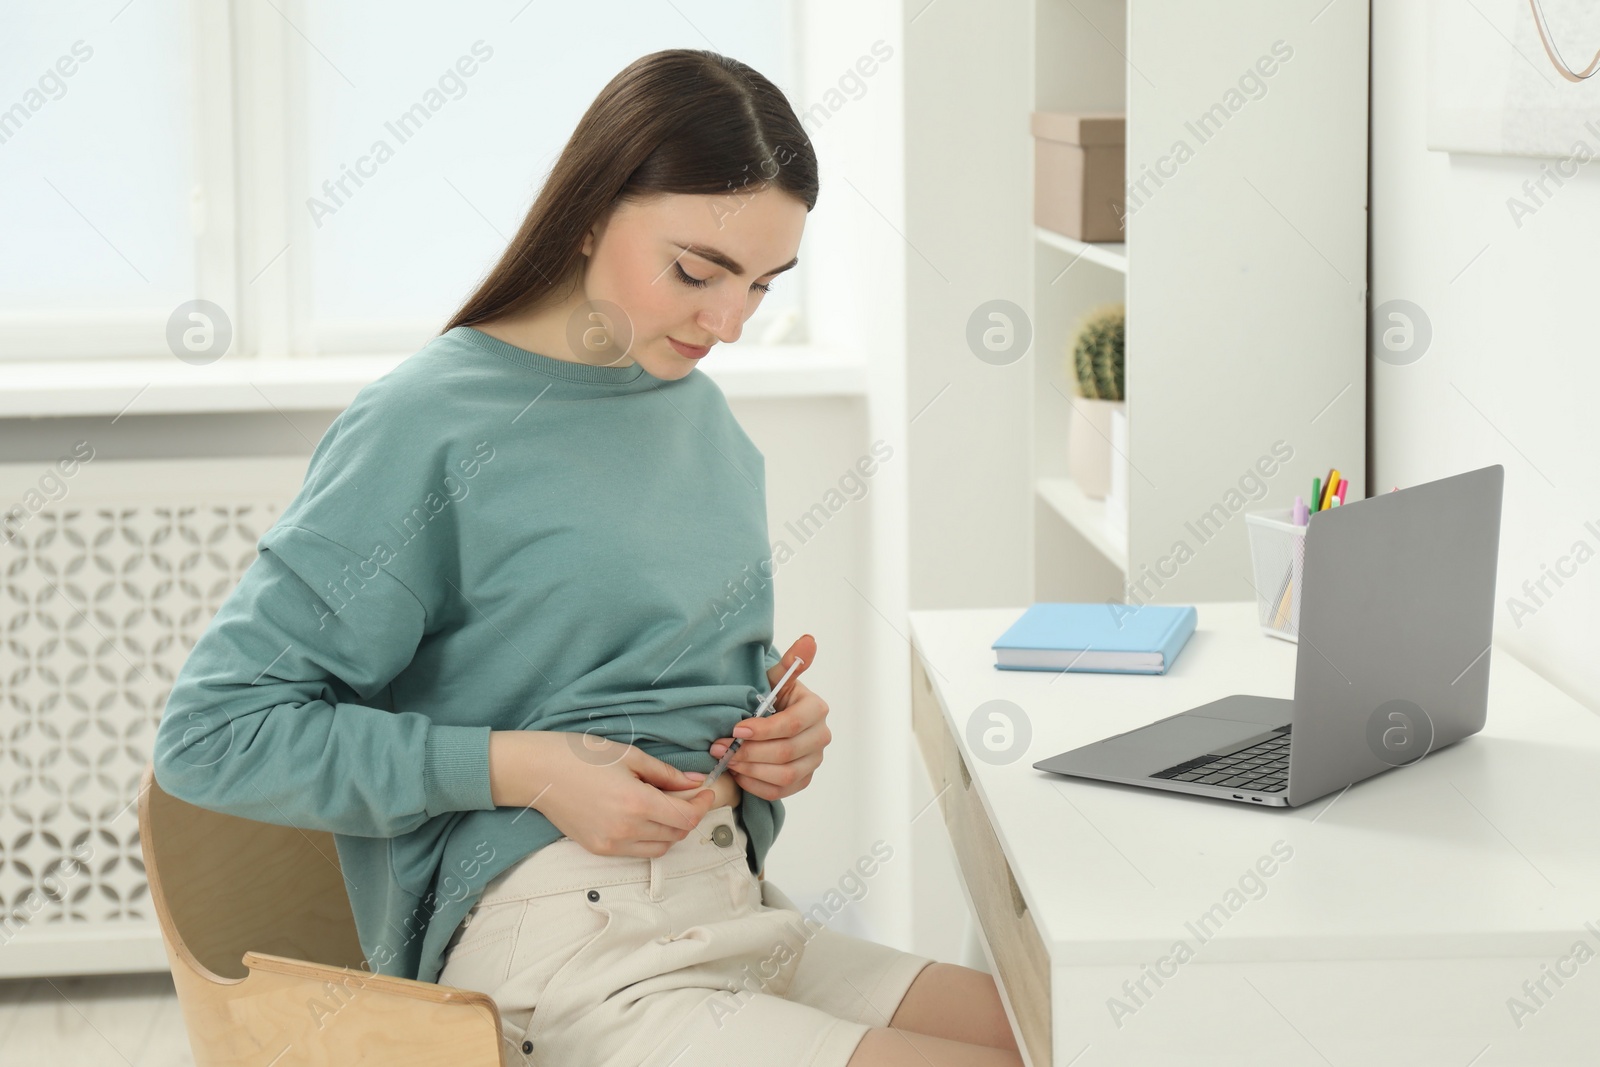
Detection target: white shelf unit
<box><xmin>1028</xmin><ymin>0</ymin><xmax>1368</xmax><ymax>606</ymax></box>
<box><xmin>1033</xmin><ymin>227</ymin><xmax>1127</xmax><ymax>273</ymax></box>
<box><xmin>1036</xmin><ymin>475</ymin><xmax>1129</xmax><ymax>572</ymax></box>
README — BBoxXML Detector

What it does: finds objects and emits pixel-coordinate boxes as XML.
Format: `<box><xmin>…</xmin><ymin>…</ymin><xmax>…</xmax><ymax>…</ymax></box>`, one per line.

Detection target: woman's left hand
<box><xmin>709</xmin><ymin>637</ymin><xmax>830</xmax><ymax>802</ymax></box>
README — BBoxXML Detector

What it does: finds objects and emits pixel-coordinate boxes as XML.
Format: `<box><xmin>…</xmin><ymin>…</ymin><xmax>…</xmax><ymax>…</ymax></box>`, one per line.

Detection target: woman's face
<box><xmin>577</xmin><ymin>185</ymin><xmax>807</xmax><ymax>379</ymax></box>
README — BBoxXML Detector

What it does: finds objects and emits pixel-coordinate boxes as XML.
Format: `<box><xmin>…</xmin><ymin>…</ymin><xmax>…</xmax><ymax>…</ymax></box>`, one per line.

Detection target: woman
<box><xmin>154</xmin><ymin>48</ymin><xmax>1020</xmax><ymax>1067</ymax></box>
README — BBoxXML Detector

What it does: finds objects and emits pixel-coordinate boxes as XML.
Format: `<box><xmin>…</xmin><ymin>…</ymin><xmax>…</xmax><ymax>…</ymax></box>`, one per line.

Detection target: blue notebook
<box><xmin>991</xmin><ymin>603</ymin><xmax>1197</xmax><ymax>675</ymax></box>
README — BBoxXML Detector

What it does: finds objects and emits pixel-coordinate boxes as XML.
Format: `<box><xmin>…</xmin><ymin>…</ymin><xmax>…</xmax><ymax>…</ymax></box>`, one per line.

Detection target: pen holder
<box><xmin>1244</xmin><ymin>509</ymin><xmax>1306</xmax><ymax>642</ymax></box>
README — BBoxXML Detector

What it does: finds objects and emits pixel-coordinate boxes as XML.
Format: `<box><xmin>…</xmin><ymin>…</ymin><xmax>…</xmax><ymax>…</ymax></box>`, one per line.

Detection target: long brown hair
<box><xmin>442</xmin><ymin>49</ymin><xmax>818</xmax><ymax>333</ymax></box>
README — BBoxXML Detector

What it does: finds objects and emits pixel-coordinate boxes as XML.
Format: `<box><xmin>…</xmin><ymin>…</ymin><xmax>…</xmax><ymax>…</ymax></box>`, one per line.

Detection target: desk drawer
<box><xmin>910</xmin><ymin>648</ymin><xmax>948</xmax><ymax>795</ymax></box>
<box><xmin>910</xmin><ymin>647</ymin><xmax>1053</xmax><ymax>1067</ymax></box>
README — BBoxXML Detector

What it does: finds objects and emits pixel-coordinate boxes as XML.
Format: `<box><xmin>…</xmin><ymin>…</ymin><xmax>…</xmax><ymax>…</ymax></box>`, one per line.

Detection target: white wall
<box><xmin>733</xmin><ymin>395</ymin><xmax>880</xmax><ymax>934</ymax></box>
<box><xmin>1372</xmin><ymin>3</ymin><xmax>1600</xmax><ymax>712</ymax></box>
<box><xmin>903</xmin><ymin>0</ymin><xmax>1034</xmax><ymax>616</ymax></box>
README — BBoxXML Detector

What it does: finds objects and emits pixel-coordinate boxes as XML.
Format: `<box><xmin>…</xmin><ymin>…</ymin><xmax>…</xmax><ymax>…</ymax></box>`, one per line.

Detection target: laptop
<box><xmin>1033</xmin><ymin>464</ymin><xmax>1504</xmax><ymax>807</ymax></box>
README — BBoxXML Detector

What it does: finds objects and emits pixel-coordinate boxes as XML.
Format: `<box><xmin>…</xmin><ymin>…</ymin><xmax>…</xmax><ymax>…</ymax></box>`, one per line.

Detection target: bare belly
<box><xmin>662</xmin><ymin>771</ymin><xmax>742</xmax><ymax>811</ymax></box>
<box><xmin>709</xmin><ymin>773</ymin><xmax>741</xmax><ymax>810</ymax></box>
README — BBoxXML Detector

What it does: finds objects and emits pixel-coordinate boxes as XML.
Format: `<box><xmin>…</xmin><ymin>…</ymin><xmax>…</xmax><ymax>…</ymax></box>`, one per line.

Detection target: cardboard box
<box><xmin>1031</xmin><ymin>112</ymin><xmax>1126</xmax><ymax>242</ymax></box>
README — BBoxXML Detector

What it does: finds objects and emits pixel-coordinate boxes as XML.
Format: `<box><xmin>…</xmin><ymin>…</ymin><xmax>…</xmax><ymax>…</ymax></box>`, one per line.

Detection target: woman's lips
<box><xmin>668</xmin><ymin>337</ymin><xmax>711</xmax><ymax>359</ymax></box>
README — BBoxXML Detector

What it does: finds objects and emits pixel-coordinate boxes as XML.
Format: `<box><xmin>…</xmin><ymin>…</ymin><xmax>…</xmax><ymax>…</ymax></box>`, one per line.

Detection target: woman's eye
<box><xmin>673</xmin><ymin>262</ymin><xmax>709</xmax><ymax>288</ymax></box>
<box><xmin>673</xmin><ymin>260</ymin><xmax>777</xmax><ymax>295</ymax></box>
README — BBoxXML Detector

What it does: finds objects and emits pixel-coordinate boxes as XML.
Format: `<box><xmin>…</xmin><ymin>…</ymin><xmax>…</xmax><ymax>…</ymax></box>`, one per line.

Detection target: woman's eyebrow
<box><xmin>674</xmin><ymin>242</ymin><xmax>799</xmax><ymax>277</ymax></box>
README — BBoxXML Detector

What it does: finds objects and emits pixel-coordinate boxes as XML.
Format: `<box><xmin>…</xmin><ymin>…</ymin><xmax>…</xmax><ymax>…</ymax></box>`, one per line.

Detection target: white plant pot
<box><xmin>1105</xmin><ymin>405</ymin><xmax>1129</xmax><ymax>543</ymax></box>
<box><xmin>1067</xmin><ymin>397</ymin><xmax>1122</xmax><ymax>499</ymax></box>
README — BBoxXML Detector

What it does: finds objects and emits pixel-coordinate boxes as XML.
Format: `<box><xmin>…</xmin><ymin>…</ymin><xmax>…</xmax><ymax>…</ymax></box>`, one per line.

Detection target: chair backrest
<box><xmin>138</xmin><ymin>764</ymin><xmax>367</xmax><ymax>980</ymax></box>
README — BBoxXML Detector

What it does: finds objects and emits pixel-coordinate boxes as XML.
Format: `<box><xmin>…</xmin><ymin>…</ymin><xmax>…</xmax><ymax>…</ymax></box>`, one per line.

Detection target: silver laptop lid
<box><xmin>1287</xmin><ymin>465</ymin><xmax>1504</xmax><ymax>805</ymax></box>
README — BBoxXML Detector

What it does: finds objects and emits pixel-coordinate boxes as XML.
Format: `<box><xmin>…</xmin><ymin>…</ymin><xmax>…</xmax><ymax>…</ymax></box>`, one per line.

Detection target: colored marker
<box><xmin>1311</xmin><ymin>477</ymin><xmax>1322</xmax><ymax>513</ymax></box>
<box><xmin>1336</xmin><ymin>480</ymin><xmax>1348</xmax><ymax>505</ymax></box>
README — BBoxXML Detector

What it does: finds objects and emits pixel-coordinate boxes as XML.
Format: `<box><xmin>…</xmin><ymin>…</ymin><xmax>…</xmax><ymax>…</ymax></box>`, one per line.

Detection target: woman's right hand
<box><xmin>488</xmin><ymin>730</ymin><xmax>719</xmax><ymax>858</ymax></box>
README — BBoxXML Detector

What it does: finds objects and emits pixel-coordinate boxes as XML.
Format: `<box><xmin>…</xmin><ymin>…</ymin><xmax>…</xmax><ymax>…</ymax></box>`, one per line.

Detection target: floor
<box><xmin>0</xmin><ymin>972</ymin><xmax>195</xmax><ymax>1065</ymax></box>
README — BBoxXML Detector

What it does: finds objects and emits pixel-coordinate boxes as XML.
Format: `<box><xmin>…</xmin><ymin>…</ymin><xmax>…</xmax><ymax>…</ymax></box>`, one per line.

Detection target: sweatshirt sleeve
<box><xmin>152</xmin><ymin>521</ymin><xmax>494</xmax><ymax>838</ymax></box>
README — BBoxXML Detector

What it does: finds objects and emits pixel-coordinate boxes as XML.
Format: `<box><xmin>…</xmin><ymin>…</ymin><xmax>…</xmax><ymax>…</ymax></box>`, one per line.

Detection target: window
<box><xmin>1</xmin><ymin>0</ymin><xmax>200</xmax><ymax>358</ymax></box>
<box><xmin>1</xmin><ymin>0</ymin><xmax>801</xmax><ymax>362</ymax></box>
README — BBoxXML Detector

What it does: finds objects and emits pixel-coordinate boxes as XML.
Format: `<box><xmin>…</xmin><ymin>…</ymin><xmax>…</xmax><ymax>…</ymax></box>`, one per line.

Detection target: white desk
<box><xmin>909</xmin><ymin>602</ymin><xmax>1600</xmax><ymax>1067</ymax></box>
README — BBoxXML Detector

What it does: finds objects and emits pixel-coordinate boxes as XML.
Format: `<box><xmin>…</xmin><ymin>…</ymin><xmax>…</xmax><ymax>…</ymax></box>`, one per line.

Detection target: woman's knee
<box><xmin>847</xmin><ymin>1025</ymin><xmax>1024</xmax><ymax>1067</ymax></box>
<box><xmin>888</xmin><ymin>962</ymin><xmax>1019</xmax><ymax>1053</ymax></box>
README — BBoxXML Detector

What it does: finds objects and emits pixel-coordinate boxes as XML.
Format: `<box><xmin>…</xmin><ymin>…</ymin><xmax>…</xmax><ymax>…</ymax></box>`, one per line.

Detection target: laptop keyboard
<box><xmin>1149</xmin><ymin>725</ymin><xmax>1291</xmax><ymax>793</ymax></box>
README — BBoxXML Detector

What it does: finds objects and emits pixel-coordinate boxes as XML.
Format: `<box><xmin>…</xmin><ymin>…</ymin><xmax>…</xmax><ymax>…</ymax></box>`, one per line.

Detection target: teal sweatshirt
<box><xmin>152</xmin><ymin>325</ymin><xmax>784</xmax><ymax>985</ymax></box>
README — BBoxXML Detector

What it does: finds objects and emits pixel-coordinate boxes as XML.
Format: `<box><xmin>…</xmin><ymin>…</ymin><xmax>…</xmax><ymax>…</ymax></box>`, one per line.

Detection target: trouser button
<box><xmin>711</xmin><ymin>824</ymin><xmax>734</xmax><ymax>848</ymax></box>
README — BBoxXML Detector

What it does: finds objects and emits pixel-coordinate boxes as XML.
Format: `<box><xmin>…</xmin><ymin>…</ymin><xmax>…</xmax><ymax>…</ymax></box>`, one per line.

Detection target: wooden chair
<box><xmin>137</xmin><ymin>764</ymin><xmax>508</xmax><ymax>1066</ymax></box>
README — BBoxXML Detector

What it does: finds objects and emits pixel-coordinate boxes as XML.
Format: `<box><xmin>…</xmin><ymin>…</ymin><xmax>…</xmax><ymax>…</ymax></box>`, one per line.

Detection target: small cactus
<box><xmin>1068</xmin><ymin>303</ymin><xmax>1124</xmax><ymax>401</ymax></box>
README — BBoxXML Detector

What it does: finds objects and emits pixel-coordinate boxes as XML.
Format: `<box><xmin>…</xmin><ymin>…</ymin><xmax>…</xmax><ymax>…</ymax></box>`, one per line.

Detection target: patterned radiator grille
<box><xmin>0</xmin><ymin>457</ymin><xmax>304</xmax><ymax>973</ymax></box>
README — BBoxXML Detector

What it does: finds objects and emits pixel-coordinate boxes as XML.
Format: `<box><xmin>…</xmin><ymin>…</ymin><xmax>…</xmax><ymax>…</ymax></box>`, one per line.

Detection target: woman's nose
<box><xmin>699</xmin><ymin>296</ymin><xmax>746</xmax><ymax>344</ymax></box>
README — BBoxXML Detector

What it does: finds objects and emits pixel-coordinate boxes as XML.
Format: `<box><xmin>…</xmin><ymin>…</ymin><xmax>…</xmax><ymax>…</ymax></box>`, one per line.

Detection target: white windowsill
<box><xmin>0</xmin><ymin>345</ymin><xmax>869</xmax><ymax>419</ymax></box>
